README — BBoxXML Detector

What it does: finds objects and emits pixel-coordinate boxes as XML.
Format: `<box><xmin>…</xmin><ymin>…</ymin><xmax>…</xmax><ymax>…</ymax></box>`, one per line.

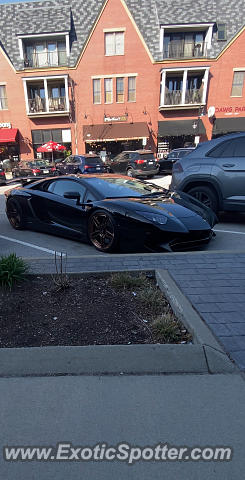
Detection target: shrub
<box><xmin>0</xmin><ymin>253</ymin><xmax>28</xmax><ymax>289</ymax></box>
<box><xmin>109</xmin><ymin>272</ymin><xmax>148</xmax><ymax>290</ymax></box>
<box><xmin>151</xmin><ymin>314</ymin><xmax>181</xmax><ymax>343</ymax></box>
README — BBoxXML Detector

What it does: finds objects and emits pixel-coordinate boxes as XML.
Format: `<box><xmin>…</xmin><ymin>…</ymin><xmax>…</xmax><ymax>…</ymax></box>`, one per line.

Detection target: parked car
<box><xmin>108</xmin><ymin>150</ymin><xmax>159</xmax><ymax>178</ymax></box>
<box><xmin>158</xmin><ymin>148</ymin><xmax>195</xmax><ymax>174</ymax></box>
<box><xmin>0</xmin><ymin>167</ymin><xmax>6</xmax><ymax>185</ymax></box>
<box><xmin>5</xmin><ymin>174</ymin><xmax>216</xmax><ymax>253</ymax></box>
<box><xmin>170</xmin><ymin>132</ymin><xmax>245</xmax><ymax>213</ymax></box>
<box><xmin>12</xmin><ymin>160</ymin><xmax>57</xmax><ymax>178</ymax></box>
<box><xmin>56</xmin><ymin>154</ymin><xmax>107</xmax><ymax>175</ymax></box>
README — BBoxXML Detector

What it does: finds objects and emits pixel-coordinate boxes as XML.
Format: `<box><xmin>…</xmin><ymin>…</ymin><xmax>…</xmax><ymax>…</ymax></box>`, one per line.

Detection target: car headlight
<box><xmin>137</xmin><ymin>211</ymin><xmax>168</xmax><ymax>225</ymax></box>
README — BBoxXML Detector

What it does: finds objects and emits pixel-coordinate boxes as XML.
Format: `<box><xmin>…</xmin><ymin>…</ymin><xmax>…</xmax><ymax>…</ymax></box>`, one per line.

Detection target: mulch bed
<box><xmin>0</xmin><ymin>272</ymin><xmax>191</xmax><ymax>348</ymax></box>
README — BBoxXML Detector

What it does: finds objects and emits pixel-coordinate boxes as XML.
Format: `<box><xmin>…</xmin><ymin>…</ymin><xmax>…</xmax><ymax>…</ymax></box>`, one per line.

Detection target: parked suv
<box><xmin>170</xmin><ymin>132</ymin><xmax>245</xmax><ymax>213</ymax></box>
<box><xmin>108</xmin><ymin>150</ymin><xmax>159</xmax><ymax>178</ymax></box>
<box><xmin>56</xmin><ymin>154</ymin><xmax>106</xmax><ymax>175</ymax></box>
<box><xmin>158</xmin><ymin>147</ymin><xmax>195</xmax><ymax>174</ymax></box>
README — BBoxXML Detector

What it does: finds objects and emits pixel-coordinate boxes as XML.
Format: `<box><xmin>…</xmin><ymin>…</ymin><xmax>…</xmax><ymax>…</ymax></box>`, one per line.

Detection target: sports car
<box><xmin>5</xmin><ymin>174</ymin><xmax>217</xmax><ymax>253</ymax></box>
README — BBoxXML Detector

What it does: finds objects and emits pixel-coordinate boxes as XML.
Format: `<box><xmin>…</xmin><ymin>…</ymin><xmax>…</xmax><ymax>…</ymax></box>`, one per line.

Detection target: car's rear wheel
<box><xmin>88</xmin><ymin>210</ymin><xmax>119</xmax><ymax>252</ymax></box>
<box><xmin>6</xmin><ymin>199</ymin><xmax>25</xmax><ymax>230</ymax></box>
<box><xmin>187</xmin><ymin>186</ymin><xmax>218</xmax><ymax>212</ymax></box>
<box><xmin>127</xmin><ymin>168</ymin><xmax>133</xmax><ymax>177</ymax></box>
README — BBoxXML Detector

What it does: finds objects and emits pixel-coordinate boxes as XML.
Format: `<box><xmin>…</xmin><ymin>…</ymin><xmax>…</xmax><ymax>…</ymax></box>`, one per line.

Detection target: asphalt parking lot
<box><xmin>1</xmin><ymin>176</ymin><xmax>245</xmax><ymax>259</ymax></box>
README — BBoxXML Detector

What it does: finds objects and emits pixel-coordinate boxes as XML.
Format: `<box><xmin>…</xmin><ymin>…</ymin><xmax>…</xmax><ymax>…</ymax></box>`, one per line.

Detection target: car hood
<box><xmin>103</xmin><ymin>190</ymin><xmax>217</xmax><ymax>229</ymax></box>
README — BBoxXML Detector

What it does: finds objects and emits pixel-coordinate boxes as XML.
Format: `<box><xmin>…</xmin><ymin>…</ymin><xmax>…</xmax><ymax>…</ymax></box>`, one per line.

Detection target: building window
<box><xmin>217</xmin><ymin>23</ymin><xmax>226</xmax><ymax>41</ymax></box>
<box><xmin>163</xmin><ymin>32</ymin><xmax>206</xmax><ymax>58</ymax></box>
<box><xmin>104</xmin><ymin>78</ymin><xmax>113</xmax><ymax>103</ymax></box>
<box><xmin>24</xmin><ymin>40</ymin><xmax>67</xmax><ymax>68</ymax></box>
<box><xmin>128</xmin><ymin>77</ymin><xmax>136</xmax><ymax>102</ymax></box>
<box><xmin>105</xmin><ymin>32</ymin><xmax>124</xmax><ymax>56</ymax></box>
<box><xmin>93</xmin><ymin>79</ymin><xmax>101</xmax><ymax>104</ymax></box>
<box><xmin>31</xmin><ymin>128</ymin><xmax>71</xmax><ymax>158</ymax></box>
<box><xmin>0</xmin><ymin>85</ymin><xmax>8</xmax><ymax>109</ymax></box>
<box><xmin>231</xmin><ymin>71</ymin><xmax>245</xmax><ymax>97</ymax></box>
<box><xmin>160</xmin><ymin>68</ymin><xmax>209</xmax><ymax>108</ymax></box>
<box><xmin>116</xmin><ymin>77</ymin><xmax>124</xmax><ymax>103</ymax></box>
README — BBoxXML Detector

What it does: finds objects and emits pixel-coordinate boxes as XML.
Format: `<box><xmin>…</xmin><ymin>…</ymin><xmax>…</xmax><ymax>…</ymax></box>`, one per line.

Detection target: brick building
<box><xmin>0</xmin><ymin>0</ymin><xmax>245</xmax><ymax>162</ymax></box>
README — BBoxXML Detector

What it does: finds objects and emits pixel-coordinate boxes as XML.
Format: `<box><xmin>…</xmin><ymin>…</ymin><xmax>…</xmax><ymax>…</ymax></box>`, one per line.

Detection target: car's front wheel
<box><xmin>6</xmin><ymin>199</ymin><xmax>25</xmax><ymax>230</ymax></box>
<box><xmin>88</xmin><ymin>210</ymin><xmax>119</xmax><ymax>252</ymax></box>
<box><xmin>186</xmin><ymin>185</ymin><xmax>218</xmax><ymax>213</ymax></box>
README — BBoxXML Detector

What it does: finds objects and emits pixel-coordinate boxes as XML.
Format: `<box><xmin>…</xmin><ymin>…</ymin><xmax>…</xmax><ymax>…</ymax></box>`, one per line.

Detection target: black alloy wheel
<box><xmin>187</xmin><ymin>186</ymin><xmax>218</xmax><ymax>213</ymax></box>
<box><xmin>6</xmin><ymin>199</ymin><xmax>25</xmax><ymax>230</ymax></box>
<box><xmin>88</xmin><ymin>210</ymin><xmax>118</xmax><ymax>252</ymax></box>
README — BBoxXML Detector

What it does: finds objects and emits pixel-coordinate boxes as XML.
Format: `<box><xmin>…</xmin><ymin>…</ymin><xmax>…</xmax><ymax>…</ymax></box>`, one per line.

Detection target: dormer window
<box><xmin>160</xmin><ymin>24</ymin><xmax>214</xmax><ymax>59</ymax></box>
<box><xmin>18</xmin><ymin>33</ymin><xmax>69</xmax><ymax>69</ymax></box>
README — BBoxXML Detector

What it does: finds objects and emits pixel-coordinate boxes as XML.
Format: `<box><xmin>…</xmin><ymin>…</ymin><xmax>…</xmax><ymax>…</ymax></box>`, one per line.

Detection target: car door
<box><xmin>210</xmin><ymin>136</ymin><xmax>245</xmax><ymax>206</ymax></box>
<box><xmin>38</xmin><ymin>179</ymin><xmax>88</xmax><ymax>238</ymax></box>
<box><xmin>56</xmin><ymin>156</ymin><xmax>75</xmax><ymax>175</ymax></box>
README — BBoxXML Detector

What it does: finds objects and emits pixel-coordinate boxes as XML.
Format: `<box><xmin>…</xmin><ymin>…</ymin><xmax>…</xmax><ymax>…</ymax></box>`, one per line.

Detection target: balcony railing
<box><xmin>28</xmin><ymin>96</ymin><xmax>67</xmax><ymax>114</ymax></box>
<box><xmin>24</xmin><ymin>50</ymin><xmax>67</xmax><ymax>68</ymax></box>
<box><xmin>164</xmin><ymin>41</ymin><xmax>207</xmax><ymax>59</ymax></box>
<box><xmin>164</xmin><ymin>88</ymin><xmax>203</xmax><ymax>106</ymax></box>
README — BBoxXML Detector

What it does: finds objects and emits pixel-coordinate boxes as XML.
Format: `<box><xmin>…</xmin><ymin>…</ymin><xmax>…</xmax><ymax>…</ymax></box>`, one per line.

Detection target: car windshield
<box><xmin>85</xmin><ymin>177</ymin><xmax>166</xmax><ymax>198</ymax></box>
<box><xmin>27</xmin><ymin>161</ymin><xmax>49</xmax><ymax>167</ymax></box>
<box><xmin>85</xmin><ymin>157</ymin><xmax>103</xmax><ymax>165</ymax></box>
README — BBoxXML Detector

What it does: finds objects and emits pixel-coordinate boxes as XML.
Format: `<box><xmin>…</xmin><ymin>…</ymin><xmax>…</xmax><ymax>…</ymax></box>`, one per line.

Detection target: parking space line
<box><xmin>0</xmin><ymin>234</ymin><xmax>63</xmax><ymax>256</ymax></box>
<box><xmin>214</xmin><ymin>229</ymin><xmax>245</xmax><ymax>235</ymax></box>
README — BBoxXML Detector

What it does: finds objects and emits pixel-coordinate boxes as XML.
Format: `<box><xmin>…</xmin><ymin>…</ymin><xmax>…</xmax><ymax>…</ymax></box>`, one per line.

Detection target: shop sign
<box><xmin>104</xmin><ymin>115</ymin><xmax>128</xmax><ymax>123</ymax></box>
<box><xmin>0</xmin><ymin>122</ymin><xmax>11</xmax><ymax>128</ymax></box>
<box><xmin>216</xmin><ymin>106</ymin><xmax>245</xmax><ymax>115</ymax></box>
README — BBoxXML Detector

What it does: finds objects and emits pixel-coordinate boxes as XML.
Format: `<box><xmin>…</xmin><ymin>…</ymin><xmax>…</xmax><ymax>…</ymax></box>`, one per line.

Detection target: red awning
<box><xmin>0</xmin><ymin>128</ymin><xmax>18</xmax><ymax>143</ymax></box>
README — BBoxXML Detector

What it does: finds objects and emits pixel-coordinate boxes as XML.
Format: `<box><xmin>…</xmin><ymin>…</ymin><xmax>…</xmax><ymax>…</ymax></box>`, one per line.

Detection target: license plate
<box><xmin>148</xmin><ymin>161</ymin><xmax>153</xmax><ymax>165</ymax></box>
<box><xmin>43</xmin><ymin>169</ymin><xmax>49</xmax><ymax>173</ymax></box>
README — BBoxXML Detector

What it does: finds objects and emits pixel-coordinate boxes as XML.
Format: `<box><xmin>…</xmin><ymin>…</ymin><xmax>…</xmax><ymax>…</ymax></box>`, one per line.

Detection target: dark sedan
<box><xmin>12</xmin><ymin>161</ymin><xmax>57</xmax><ymax>178</ymax></box>
<box><xmin>56</xmin><ymin>154</ymin><xmax>106</xmax><ymax>175</ymax></box>
<box><xmin>158</xmin><ymin>148</ymin><xmax>195</xmax><ymax>174</ymax></box>
<box><xmin>0</xmin><ymin>167</ymin><xmax>6</xmax><ymax>185</ymax></box>
<box><xmin>108</xmin><ymin>150</ymin><xmax>159</xmax><ymax>178</ymax></box>
<box><xmin>5</xmin><ymin>174</ymin><xmax>217</xmax><ymax>253</ymax></box>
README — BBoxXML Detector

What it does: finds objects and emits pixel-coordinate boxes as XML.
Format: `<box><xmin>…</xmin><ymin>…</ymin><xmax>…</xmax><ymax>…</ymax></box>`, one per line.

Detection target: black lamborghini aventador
<box><xmin>5</xmin><ymin>174</ymin><xmax>217</xmax><ymax>253</ymax></box>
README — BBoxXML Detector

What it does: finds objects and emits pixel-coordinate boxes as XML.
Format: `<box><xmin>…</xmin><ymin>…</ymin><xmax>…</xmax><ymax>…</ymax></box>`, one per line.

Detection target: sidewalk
<box><xmin>26</xmin><ymin>249</ymin><xmax>245</xmax><ymax>371</ymax></box>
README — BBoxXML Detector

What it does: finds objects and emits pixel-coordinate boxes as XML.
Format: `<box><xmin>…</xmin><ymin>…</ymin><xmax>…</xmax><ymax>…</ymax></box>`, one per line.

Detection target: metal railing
<box><xmin>164</xmin><ymin>41</ymin><xmax>207</xmax><ymax>59</ymax></box>
<box><xmin>24</xmin><ymin>50</ymin><xmax>67</xmax><ymax>68</ymax></box>
<box><xmin>28</xmin><ymin>96</ymin><xmax>67</xmax><ymax>113</ymax></box>
<box><xmin>164</xmin><ymin>88</ymin><xmax>203</xmax><ymax>106</ymax></box>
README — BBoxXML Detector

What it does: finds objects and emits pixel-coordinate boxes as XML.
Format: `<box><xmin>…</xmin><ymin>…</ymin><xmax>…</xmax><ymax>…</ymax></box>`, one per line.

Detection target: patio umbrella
<box><xmin>37</xmin><ymin>141</ymin><xmax>66</xmax><ymax>165</ymax></box>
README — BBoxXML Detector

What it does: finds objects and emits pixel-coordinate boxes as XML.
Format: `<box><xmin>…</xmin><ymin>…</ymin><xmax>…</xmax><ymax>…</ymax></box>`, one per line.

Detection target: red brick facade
<box><xmin>0</xmin><ymin>0</ymin><xmax>245</xmax><ymax>161</ymax></box>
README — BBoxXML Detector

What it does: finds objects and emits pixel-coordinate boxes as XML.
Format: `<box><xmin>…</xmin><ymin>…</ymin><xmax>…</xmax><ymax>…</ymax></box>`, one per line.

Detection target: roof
<box><xmin>0</xmin><ymin>0</ymin><xmax>244</xmax><ymax>69</ymax></box>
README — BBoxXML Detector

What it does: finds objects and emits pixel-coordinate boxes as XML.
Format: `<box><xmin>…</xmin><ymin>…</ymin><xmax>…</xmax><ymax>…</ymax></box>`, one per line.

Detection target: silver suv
<box><xmin>170</xmin><ymin>133</ymin><xmax>245</xmax><ymax>213</ymax></box>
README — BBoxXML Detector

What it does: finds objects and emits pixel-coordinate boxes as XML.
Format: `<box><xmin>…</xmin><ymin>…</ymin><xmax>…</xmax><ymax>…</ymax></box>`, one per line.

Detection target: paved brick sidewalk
<box><xmin>26</xmin><ymin>250</ymin><xmax>245</xmax><ymax>371</ymax></box>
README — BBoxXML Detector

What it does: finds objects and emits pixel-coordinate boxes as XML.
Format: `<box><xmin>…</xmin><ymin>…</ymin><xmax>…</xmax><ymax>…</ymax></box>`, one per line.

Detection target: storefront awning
<box><xmin>83</xmin><ymin>123</ymin><xmax>149</xmax><ymax>142</ymax></box>
<box><xmin>212</xmin><ymin>117</ymin><xmax>245</xmax><ymax>135</ymax></box>
<box><xmin>158</xmin><ymin>119</ymin><xmax>206</xmax><ymax>137</ymax></box>
<box><xmin>0</xmin><ymin>128</ymin><xmax>18</xmax><ymax>143</ymax></box>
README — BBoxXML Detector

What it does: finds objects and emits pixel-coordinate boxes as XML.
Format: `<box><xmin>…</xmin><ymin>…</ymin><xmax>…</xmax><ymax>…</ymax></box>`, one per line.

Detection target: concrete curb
<box><xmin>156</xmin><ymin>269</ymin><xmax>238</xmax><ymax>374</ymax></box>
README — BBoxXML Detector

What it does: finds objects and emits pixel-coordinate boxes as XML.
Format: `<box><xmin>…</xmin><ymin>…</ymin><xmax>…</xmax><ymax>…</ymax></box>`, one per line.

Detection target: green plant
<box><xmin>0</xmin><ymin>253</ymin><xmax>28</xmax><ymax>289</ymax></box>
<box><xmin>151</xmin><ymin>314</ymin><xmax>181</xmax><ymax>343</ymax></box>
<box><xmin>109</xmin><ymin>272</ymin><xmax>148</xmax><ymax>290</ymax></box>
<box><xmin>136</xmin><ymin>286</ymin><xmax>164</xmax><ymax>315</ymax></box>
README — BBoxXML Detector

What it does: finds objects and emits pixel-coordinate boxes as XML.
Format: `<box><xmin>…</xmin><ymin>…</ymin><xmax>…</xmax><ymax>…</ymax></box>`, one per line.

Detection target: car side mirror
<box><xmin>63</xmin><ymin>191</ymin><xmax>81</xmax><ymax>204</ymax></box>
